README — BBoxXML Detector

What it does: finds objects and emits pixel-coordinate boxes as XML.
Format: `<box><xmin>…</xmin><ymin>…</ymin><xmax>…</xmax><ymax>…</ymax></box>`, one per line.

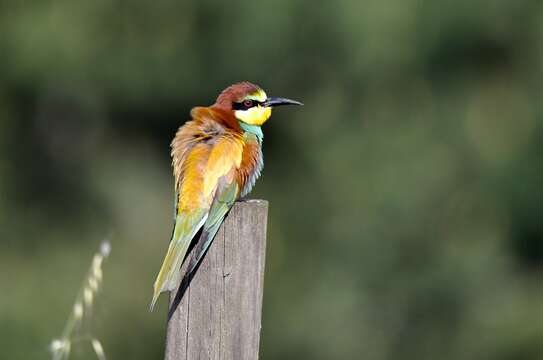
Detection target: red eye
<box><xmin>243</xmin><ymin>99</ymin><xmax>253</xmax><ymax>108</ymax></box>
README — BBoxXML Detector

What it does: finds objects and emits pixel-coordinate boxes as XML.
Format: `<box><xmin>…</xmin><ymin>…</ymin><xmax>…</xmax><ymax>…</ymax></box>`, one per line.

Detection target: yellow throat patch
<box><xmin>234</xmin><ymin>89</ymin><xmax>272</xmax><ymax>126</ymax></box>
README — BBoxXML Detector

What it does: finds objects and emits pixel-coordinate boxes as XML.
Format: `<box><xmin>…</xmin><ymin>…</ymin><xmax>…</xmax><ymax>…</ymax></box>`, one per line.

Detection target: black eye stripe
<box><xmin>232</xmin><ymin>100</ymin><xmax>264</xmax><ymax>110</ymax></box>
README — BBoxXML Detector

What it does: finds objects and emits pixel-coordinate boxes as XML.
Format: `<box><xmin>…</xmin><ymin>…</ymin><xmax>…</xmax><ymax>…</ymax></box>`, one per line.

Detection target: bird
<box><xmin>150</xmin><ymin>81</ymin><xmax>302</xmax><ymax>310</ymax></box>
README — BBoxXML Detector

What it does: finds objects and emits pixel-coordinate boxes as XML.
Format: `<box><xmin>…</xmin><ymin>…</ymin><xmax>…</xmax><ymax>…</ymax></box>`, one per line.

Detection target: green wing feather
<box><xmin>186</xmin><ymin>181</ymin><xmax>239</xmax><ymax>276</ymax></box>
<box><xmin>150</xmin><ymin>208</ymin><xmax>207</xmax><ymax>311</ymax></box>
<box><xmin>150</xmin><ymin>181</ymin><xmax>238</xmax><ymax>311</ymax></box>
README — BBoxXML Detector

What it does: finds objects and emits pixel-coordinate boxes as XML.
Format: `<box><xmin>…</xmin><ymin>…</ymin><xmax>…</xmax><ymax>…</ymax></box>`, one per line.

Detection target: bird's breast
<box><xmin>238</xmin><ymin>137</ymin><xmax>263</xmax><ymax>197</ymax></box>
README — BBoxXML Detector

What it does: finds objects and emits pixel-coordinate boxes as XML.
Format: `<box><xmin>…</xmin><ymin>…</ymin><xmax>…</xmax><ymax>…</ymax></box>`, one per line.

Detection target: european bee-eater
<box><xmin>151</xmin><ymin>81</ymin><xmax>302</xmax><ymax>310</ymax></box>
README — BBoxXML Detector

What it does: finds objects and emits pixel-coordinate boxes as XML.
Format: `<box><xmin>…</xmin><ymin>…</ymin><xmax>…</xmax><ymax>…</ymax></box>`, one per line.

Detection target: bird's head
<box><xmin>214</xmin><ymin>81</ymin><xmax>302</xmax><ymax>126</ymax></box>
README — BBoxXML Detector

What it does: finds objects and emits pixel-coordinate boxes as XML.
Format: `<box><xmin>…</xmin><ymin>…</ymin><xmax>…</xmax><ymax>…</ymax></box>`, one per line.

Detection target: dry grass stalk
<box><xmin>50</xmin><ymin>241</ymin><xmax>111</xmax><ymax>360</ymax></box>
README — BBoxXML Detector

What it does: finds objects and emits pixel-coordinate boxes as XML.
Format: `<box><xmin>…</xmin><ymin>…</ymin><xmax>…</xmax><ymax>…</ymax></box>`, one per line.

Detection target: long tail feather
<box><xmin>186</xmin><ymin>223</ymin><xmax>223</xmax><ymax>278</ymax></box>
<box><xmin>150</xmin><ymin>212</ymin><xmax>207</xmax><ymax>311</ymax></box>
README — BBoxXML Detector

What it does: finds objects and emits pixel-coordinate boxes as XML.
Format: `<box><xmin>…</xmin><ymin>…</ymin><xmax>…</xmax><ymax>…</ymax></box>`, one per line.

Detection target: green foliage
<box><xmin>1</xmin><ymin>1</ymin><xmax>543</xmax><ymax>359</ymax></box>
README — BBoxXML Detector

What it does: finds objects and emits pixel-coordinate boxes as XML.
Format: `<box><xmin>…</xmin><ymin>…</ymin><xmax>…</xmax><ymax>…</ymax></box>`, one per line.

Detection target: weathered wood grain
<box><xmin>165</xmin><ymin>199</ymin><xmax>268</xmax><ymax>360</ymax></box>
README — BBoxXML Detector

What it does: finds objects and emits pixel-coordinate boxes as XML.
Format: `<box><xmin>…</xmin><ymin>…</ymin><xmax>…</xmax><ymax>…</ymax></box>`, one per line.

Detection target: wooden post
<box><xmin>165</xmin><ymin>199</ymin><xmax>268</xmax><ymax>360</ymax></box>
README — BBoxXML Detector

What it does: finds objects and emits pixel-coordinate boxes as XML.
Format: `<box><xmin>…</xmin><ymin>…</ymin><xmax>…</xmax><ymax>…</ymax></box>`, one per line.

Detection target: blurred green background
<box><xmin>2</xmin><ymin>0</ymin><xmax>543</xmax><ymax>359</ymax></box>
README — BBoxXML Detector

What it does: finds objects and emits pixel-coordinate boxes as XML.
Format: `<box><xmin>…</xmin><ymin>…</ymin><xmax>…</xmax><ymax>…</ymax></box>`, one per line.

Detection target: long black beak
<box><xmin>264</xmin><ymin>97</ymin><xmax>303</xmax><ymax>107</ymax></box>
